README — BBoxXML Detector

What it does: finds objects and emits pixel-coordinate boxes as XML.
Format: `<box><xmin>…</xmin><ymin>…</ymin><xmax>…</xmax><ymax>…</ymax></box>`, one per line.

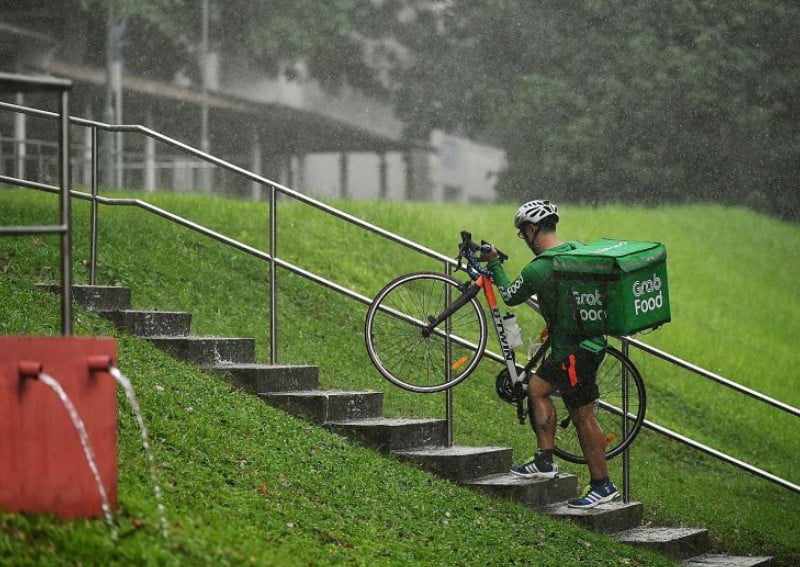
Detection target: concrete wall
<box><xmin>428</xmin><ymin>130</ymin><xmax>506</xmax><ymax>203</ymax></box>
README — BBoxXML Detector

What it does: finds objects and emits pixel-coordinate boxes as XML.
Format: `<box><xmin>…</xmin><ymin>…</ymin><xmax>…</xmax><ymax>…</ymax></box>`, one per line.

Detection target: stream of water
<box><xmin>110</xmin><ymin>367</ymin><xmax>170</xmax><ymax>540</ymax></box>
<box><xmin>36</xmin><ymin>373</ymin><xmax>118</xmax><ymax>540</ymax></box>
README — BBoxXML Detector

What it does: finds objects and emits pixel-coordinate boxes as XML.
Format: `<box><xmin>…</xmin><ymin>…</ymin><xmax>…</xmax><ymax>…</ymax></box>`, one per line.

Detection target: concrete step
<box><xmin>147</xmin><ymin>336</ymin><xmax>255</xmax><ymax>365</ymax></box>
<box><xmin>394</xmin><ymin>445</ymin><xmax>513</xmax><ymax>483</ymax></box>
<box><xmin>45</xmin><ymin>284</ymin><xmax>771</xmax><ymax>566</ymax></box>
<box><xmin>262</xmin><ymin>390</ymin><xmax>383</xmax><ymax>423</ymax></box>
<box><xmin>616</xmin><ymin>526</ymin><xmax>709</xmax><ymax>561</ymax></box>
<box><xmin>464</xmin><ymin>472</ymin><xmax>579</xmax><ymax>509</ymax></box>
<box><xmin>99</xmin><ymin>309</ymin><xmax>192</xmax><ymax>337</ymax></box>
<box><xmin>38</xmin><ymin>283</ymin><xmax>132</xmax><ymax>311</ymax></box>
<box><xmin>327</xmin><ymin>417</ymin><xmax>448</xmax><ymax>453</ymax></box>
<box><xmin>682</xmin><ymin>554</ymin><xmax>773</xmax><ymax>566</ymax></box>
<box><xmin>208</xmin><ymin>364</ymin><xmax>320</xmax><ymax>394</ymax></box>
<box><xmin>539</xmin><ymin>500</ymin><xmax>644</xmax><ymax>534</ymax></box>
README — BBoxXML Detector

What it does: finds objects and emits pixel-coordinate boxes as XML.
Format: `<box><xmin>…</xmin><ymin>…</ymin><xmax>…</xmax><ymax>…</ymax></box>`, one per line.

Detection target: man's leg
<box><xmin>510</xmin><ymin>375</ymin><xmax>559</xmax><ymax>478</ymax></box>
<box><xmin>529</xmin><ymin>375</ymin><xmax>557</xmax><ymax>450</ymax></box>
<box><xmin>567</xmin><ymin>402</ymin><xmax>619</xmax><ymax>508</ymax></box>
<box><xmin>568</xmin><ymin>403</ymin><xmax>608</xmax><ymax>482</ymax></box>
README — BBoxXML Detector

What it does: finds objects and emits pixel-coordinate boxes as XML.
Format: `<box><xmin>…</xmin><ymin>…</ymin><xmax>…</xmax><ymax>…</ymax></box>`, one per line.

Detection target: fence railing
<box><xmin>1</xmin><ymin>92</ymin><xmax>798</xmax><ymax>499</ymax></box>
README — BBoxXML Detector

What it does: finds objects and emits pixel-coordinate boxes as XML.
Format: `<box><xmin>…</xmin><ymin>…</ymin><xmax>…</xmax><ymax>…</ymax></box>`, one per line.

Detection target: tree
<box><xmin>391</xmin><ymin>0</ymin><xmax>800</xmax><ymax>219</ymax></box>
<box><xmin>80</xmin><ymin>0</ymin><xmax>402</xmax><ymax>94</ymax></box>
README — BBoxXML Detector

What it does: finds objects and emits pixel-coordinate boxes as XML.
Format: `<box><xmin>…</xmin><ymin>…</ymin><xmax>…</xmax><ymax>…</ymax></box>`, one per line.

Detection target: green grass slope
<box><xmin>1</xmin><ymin>189</ymin><xmax>798</xmax><ymax>565</ymax></box>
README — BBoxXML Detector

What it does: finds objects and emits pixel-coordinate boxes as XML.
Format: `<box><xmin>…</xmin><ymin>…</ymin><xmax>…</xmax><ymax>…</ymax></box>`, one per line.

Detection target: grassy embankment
<box><xmin>1</xmin><ymin>189</ymin><xmax>798</xmax><ymax>566</ymax></box>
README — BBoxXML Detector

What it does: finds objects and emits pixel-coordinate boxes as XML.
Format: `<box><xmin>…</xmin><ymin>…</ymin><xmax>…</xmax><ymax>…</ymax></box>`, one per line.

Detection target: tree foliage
<box><xmin>80</xmin><ymin>0</ymin><xmax>401</xmax><ymax>94</ymax></box>
<box><xmin>392</xmin><ymin>0</ymin><xmax>800</xmax><ymax>220</ymax></box>
<box><xmin>207</xmin><ymin>0</ymin><xmax>401</xmax><ymax>94</ymax></box>
<box><xmin>62</xmin><ymin>1</ymin><xmax>800</xmax><ymax>219</ymax></box>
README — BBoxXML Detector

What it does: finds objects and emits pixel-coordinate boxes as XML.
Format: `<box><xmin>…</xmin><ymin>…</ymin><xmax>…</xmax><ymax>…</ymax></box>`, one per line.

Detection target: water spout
<box><xmin>110</xmin><ymin>367</ymin><xmax>169</xmax><ymax>540</ymax></box>
<box><xmin>36</xmin><ymin>372</ymin><xmax>117</xmax><ymax>540</ymax></box>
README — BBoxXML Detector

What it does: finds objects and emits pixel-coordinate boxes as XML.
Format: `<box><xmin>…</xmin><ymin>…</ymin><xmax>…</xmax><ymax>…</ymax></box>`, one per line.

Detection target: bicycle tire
<box><xmin>528</xmin><ymin>345</ymin><xmax>647</xmax><ymax>464</ymax></box>
<box><xmin>365</xmin><ymin>271</ymin><xmax>488</xmax><ymax>393</ymax></box>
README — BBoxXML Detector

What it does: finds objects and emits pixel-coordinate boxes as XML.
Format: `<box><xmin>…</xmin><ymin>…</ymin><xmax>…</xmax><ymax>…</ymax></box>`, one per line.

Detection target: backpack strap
<box><xmin>534</xmin><ymin>241</ymin><xmax>583</xmax><ymax>260</ymax></box>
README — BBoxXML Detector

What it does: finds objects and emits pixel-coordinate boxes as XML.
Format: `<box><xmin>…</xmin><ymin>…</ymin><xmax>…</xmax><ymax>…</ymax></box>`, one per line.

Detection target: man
<box><xmin>481</xmin><ymin>199</ymin><xmax>619</xmax><ymax>509</ymax></box>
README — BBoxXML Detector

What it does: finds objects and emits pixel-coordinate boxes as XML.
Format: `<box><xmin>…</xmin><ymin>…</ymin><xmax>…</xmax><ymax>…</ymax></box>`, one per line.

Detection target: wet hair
<box><xmin>535</xmin><ymin>215</ymin><xmax>558</xmax><ymax>232</ymax></box>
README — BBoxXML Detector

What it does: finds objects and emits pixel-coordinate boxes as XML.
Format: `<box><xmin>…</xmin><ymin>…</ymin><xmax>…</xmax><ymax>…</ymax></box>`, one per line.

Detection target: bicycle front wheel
<box><xmin>365</xmin><ymin>272</ymin><xmax>488</xmax><ymax>393</ymax></box>
<box><xmin>530</xmin><ymin>345</ymin><xmax>647</xmax><ymax>464</ymax></box>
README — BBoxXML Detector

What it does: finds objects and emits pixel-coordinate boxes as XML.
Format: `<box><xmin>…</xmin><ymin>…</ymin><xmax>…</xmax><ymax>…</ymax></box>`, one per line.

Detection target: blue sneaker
<box><xmin>510</xmin><ymin>456</ymin><xmax>559</xmax><ymax>479</ymax></box>
<box><xmin>568</xmin><ymin>480</ymin><xmax>620</xmax><ymax>508</ymax></box>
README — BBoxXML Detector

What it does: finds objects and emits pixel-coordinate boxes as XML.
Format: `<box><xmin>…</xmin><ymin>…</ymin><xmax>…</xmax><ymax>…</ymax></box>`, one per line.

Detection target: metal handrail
<box><xmin>0</xmin><ymin>74</ymin><xmax>73</xmax><ymax>335</ymax></box>
<box><xmin>2</xmin><ymin>99</ymin><xmax>798</xmax><ymax>497</ymax></box>
<box><xmin>623</xmin><ymin>336</ymin><xmax>800</xmax><ymax>418</ymax></box>
<box><xmin>640</xmin><ymin>416</ymin><xmax>800</xmax><ymax>494</ymax></box>
<box><xmin>620</xmin><ymin>336</ymin><xmax>800</xmax><ymax>496</ymax></box>
<box><xmin>0</xmin><ymin>96</ymin><xmax>462</xmax><ymax>440</ymax></box>
<box><xmin>0</xmin><ymin>98</ymin><xmax>459</xmax><ymax>358</ymax></box>
<box><xmin>0</xmin><ymin>174</ymin><xmax>377</xmax><ymax>307</ymax></box>
<box><xmin>0</xmin><ymin>100</ymin><xmax>454</xmax><ymax>265</ymax></box>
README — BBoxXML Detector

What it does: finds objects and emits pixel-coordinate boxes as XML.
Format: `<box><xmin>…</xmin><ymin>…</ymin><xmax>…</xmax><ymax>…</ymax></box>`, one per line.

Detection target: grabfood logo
<box><xmin>632</xmin><ymin>273</ymin><xmax>664</xmax><ymax>315</ymax></box>
<box><xmin>572</xmin><ymin>290</ymin><xmax>607</xmax><ymax>322</ymax></box>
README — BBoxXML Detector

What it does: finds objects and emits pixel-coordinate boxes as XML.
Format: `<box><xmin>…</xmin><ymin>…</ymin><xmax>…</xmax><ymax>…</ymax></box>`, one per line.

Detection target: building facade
<box><xmin>0</xmin><ymin>5</ymin><xmax>505</xmax><ymax>203</ymax></box>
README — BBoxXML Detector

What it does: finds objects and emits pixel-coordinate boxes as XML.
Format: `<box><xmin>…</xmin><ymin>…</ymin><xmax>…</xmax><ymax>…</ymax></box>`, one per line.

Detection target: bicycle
<box><xmin>364</xmin><ymin>231</ymin><xmax>646</xmax><ymax>463</ymax></box>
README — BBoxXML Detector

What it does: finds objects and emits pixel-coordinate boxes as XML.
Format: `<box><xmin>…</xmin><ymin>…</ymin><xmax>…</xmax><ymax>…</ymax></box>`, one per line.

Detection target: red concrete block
<box><xmin>0</xmin><ymin>336</ymin><xmax>117</xmax><ymax>519</ymax></box>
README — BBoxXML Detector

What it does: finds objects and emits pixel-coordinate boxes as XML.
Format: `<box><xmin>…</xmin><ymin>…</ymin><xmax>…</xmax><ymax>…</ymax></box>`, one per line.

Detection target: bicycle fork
<box><xmin>421</xmin><ymin>279</ymin><xmax>483</xmax><ymax>337</ymax></box>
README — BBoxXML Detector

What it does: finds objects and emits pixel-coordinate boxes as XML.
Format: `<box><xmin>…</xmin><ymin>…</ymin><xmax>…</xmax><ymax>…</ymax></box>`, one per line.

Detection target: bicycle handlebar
<box><xmin>456</xmin><ymin>231</ymin><xmax>509</xmax><ymax>277</ymax></box>
<box><xmin>476</xmin><ymin>241</ymin><xmax>510</xmax><ymax>261</ymax></box>
<box><xmin>459</xmin><ymin>230</ymin><xmax>508</xmax><ymax>260</ymax></box>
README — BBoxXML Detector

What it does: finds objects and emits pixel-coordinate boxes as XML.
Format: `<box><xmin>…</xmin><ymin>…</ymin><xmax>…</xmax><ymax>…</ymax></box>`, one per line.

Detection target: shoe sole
<box><xmin>510</xmin><ymin>469</ymin><xmax>559</xmax><ymax>480</ymax></box>
<box><xmin>567</xmin><ymin>491</ymin><xmax>620</xmax><ymax>509</ymax></box>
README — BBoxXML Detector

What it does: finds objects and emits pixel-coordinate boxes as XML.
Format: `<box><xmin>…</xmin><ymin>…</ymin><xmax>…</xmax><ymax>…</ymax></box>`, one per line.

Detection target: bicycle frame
<box><xmin>445</xmin><ymin>240</ymin><xmax>645</xmax><ymax>449</ymax></box>
<box><xmin>430</xmin><ymin>232</ymin><xmax>537</xmax><ymax>388</ymax></box>
<box><xmin>365</xmin><ymin>231</ymin><xmax>647</xmax><ymax>464</ymax></box>
<box><xmin>478</xmin><ymin>275</ymin><xmax>525</xmax><ymax>380</ymax></box>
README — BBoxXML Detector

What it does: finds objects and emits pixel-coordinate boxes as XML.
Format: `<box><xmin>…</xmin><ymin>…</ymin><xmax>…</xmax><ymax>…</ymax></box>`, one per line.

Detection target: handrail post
<box><xmin>445</xmin><ymin>261</ymin><xmax>454</xmax><ymax>447</ymax></box>
<box><xmin>621</xmin><ymin>336</ymin><xmax>631</xmax><ymax>502</ymax></box>
<box><xmin>59</xmin><ymin>89</ymin><xmax>73</xmax><ymax>336</ymax></box>
<box><xmin>269</xmin><ymin>183</ymin><xmax>277</xmax><ymax>364</ymax></box>
<box><xmin>89</xmin><ymin>125</ymin><xmax>99</xmax><ymax>285</ymax></box>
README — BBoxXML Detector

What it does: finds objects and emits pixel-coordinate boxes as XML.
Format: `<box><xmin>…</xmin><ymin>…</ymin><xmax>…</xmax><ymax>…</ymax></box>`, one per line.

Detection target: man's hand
<box><xmin>477</xmin><ymin>243</ymin><xmax>499</xmax><ymax>262</ymax></box>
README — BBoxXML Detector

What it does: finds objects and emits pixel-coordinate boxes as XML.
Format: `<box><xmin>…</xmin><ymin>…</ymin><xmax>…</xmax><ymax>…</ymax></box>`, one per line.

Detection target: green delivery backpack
<box><xmin>545</xmin><ymin>239</ymin><xmax>671</xmax><ymax>339</ymax></box>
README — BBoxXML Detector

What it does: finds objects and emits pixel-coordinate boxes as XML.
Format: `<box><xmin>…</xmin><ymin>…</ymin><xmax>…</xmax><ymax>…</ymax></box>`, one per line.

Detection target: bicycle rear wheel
<box><xmin>529</xmin><ymin>345</ymin><xmax>646</xmax><ymax>464</ymax></box>
<box><xmin>365</xmin><ymin>271</ymin><xmax>488</xmax><ymax>393</ymax></box>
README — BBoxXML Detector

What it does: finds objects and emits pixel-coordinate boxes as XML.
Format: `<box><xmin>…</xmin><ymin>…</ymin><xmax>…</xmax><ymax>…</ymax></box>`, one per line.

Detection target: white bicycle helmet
<box><xmin>513</xmin><ymin>200</ymin><xmax>559</xmax><ymax>228</ymax></box>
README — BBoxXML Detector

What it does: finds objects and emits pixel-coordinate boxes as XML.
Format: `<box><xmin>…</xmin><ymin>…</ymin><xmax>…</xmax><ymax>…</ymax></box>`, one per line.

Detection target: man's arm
<box><xmin>487</xmin><ymin>258</ymin><xmax>539</xmax><ymax>306</ymax></box>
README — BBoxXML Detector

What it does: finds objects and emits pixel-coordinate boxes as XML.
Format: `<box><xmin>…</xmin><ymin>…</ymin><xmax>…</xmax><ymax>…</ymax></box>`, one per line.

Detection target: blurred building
<box><xmin>0</xmin><ymin>3</ymin><xmax>505</xmax><ymax>203</ymax></box>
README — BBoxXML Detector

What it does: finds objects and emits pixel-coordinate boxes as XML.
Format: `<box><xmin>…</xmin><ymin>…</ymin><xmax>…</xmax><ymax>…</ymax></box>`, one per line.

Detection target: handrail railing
<box><xmin>640</xmin><ymin>415</ymin><xmax>800</xmax><ymax>493</ymax></box>
<box><xmin>0</xmin><ymin>100</ymin><xmax>453</xmax><ymax>264</ymax></box>
<box><xmin>2</xmin><ymin>98</ymin><xmax>797</xmax><ymax>498</ymax></box>
<box><xmin>0</xmin><ymin>73</ymin><xmax>73</xmax><ymax>335</ymax></box>
<box><xmin>0</xmin><ymin>96</ymin><xmax>463</xmax><ymax>446</ymax></box>
<box><xmin>619</xmin><ymin>335</ymin><xmax>800</xmax><ymax>497</ymax></box>
<box><xmin>0</xmin><ymin>174</ymin><xmax>378</xmax><ymax>306</ymax></box>
<box><xmin>623</xmin><ymin>336</ymin><xmax>800</xmax><ymax>418</ymax></box>
<box><xmin>0</xmin><ymin>98</ymin><xmax>460</xmax><ymax>351</ymax></box>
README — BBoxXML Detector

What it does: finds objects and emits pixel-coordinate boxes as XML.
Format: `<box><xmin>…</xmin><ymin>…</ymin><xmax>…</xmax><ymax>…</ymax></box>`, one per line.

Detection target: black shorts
<box><xmin>536</xmin><ymin>347</ymin><xmax>604</xmax><ymax>408</ymax></box>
